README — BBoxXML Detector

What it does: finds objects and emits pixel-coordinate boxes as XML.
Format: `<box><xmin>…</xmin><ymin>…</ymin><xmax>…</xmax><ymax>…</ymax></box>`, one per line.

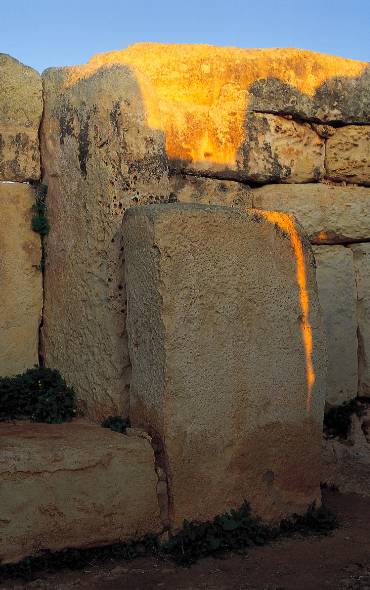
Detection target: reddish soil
<box><xmin>3</xmin><ymin>491</ymin><xmax>370</xmax><ymax>590</ymax></box>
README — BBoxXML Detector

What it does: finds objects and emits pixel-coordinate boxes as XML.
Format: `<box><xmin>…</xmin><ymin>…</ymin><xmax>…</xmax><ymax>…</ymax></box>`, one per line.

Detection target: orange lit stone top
<box><xmin>64</xmin><ymin>43</ymin><xmax>368</xmax><ymax>170</ymax></box>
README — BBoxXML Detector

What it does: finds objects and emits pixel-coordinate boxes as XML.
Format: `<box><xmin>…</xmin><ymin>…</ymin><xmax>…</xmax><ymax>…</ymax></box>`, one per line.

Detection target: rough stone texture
<box><xmin>350</xmin><ymin>243</ymin><xmax>370</xmax><ymax>395</ymax></box>
<box><xmin>313</xmin><ymin>246</ymin><xmax>358</xmax><ymax>405</ymax></box>
<box><xmin>41</xmin><ymin>63</ymin><xmax>170</xmax><ymax>420</ymax></box>
<box><xmin>252</xmin><ymin>184</ymin><xmax>370</xmax><ymax>244</ymax></box>
<box><xmin>124</xmin><ymin>203</ymin><xmax>327</xmax><ymax>529</ymax></box>
<box><xmin>242</xmin><ymin>113</ymin><xmax>324</xmax><ymax>183</ymax></box>
<box><xmin>249</xmin><ymin>65</ymin><xmax>370</xmax><ymax>125</ymax></box>
<box><xmin>0</xmin><ymin>55</ymin><xmax>42</xmax><ymax>181</ymax></box>
<box><xmin>322</xmin><ymin>413</ymin><xmax>370</xmax><ymax>496</ymax></box>
<box><xmin>64</xmin><ymin>44</ymin><xmax>368</xmax><ymax>179</ymax></box>
<box><xmin>326</xmin><ymin>126</ymin><xmax>370</xmax><ymax>186</ymax></box>
<box><xmin>0</xmin><ymin>421</ymin><xmax>161</xmax><ymax>564</ymax></box>
<box><xmin>169</xmin><ymin>174</ymin><xmax>252</xmax><ymax>208</ymax></box>
<box><xmin>0</xmin><ymin>183</ymin><xmax>42</xmax><ymax>376</ymax></box>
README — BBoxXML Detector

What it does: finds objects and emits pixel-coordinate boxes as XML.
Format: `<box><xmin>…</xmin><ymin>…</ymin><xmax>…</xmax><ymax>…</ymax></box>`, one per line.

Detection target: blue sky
<box><xmin>2</xmin><ymin>0</ymin><xmax>370</xmax><ymax>72</ymax></box>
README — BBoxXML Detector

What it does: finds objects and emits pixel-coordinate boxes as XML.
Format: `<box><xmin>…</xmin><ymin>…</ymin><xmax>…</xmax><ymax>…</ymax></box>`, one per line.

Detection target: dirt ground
<box><xmin>3</xmin><ymin>491</ymin><xmax>370</xmax><ymax>590</ymax></box>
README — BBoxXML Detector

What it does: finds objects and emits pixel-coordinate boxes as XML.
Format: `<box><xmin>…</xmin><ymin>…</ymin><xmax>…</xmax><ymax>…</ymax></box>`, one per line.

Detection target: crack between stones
<box><xmin>36</xmin><ymin>78</ymin><xmax>47</xmax><ymax>368</ymax></box>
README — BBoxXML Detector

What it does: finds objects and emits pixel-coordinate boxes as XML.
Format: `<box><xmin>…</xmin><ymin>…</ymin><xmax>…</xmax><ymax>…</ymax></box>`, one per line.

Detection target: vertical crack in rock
<box><xmin>36</xmin><ymin>79</ymin><xmax>47</xmax><ymax>367</ymax></box>
<box><xmin>148</xmin><ymin>429</ymin><xmax>173</xmax><ymax>534</ymax></box>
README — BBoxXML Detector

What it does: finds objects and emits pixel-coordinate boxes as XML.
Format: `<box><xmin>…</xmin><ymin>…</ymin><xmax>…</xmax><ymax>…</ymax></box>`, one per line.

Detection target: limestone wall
<box><xmin>1</xmin><ymin>44</ymin><xmax>369</xmax><ymax>411</ymax></box>
<box><xmin>0</xmin><ymin>55</ymin><xmax>43</xmax><ymax>377</ymax></box>
<box><xmin>0</xmin><ymin>43</ymin><xmax>369</xmax><ymax>562</ymax></box>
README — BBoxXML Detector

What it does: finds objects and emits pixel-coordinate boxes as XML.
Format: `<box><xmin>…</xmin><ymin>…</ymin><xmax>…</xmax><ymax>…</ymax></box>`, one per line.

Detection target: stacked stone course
<box><xmin>0</xmin><ymin>44</ymin><xmax>369</xmax><ymax>563</ymax></box>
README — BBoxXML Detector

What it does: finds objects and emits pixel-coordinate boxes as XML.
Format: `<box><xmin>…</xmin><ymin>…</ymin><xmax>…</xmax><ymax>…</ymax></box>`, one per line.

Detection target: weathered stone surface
<box><xmin>124</xmin><ymin>203</ymin><xmax>326</xmax><ymax>528</ymax></box>
<box><xmin>169</xmin><ymin>174</ymin><xmax>252</xmax><ymax>207</ymax></box>
<box><xmin>350</xmin><ymin>243</ymin><xmax>370</xmax><ymax>395</ymax></box>
<box><xmin>41</xmin><ymin>64</ymin><xmax>170</xmax><ymax>420</ymax></box>
<box><xmin>0</xmin><ymin>55</ymin><xmax>42</xmax><ymax>181</ymax></box>
<box><xmin>243</xmin><ymin>113</ymin><xmax>324</xmax><ymax>183</ymax></box>
<box><xmin>326</xmin><ymin>126</ymin><xmax>370</xmax><ymax>186</ymax></box>
<box><xmin>313</xmin><ymin>246</ymin><xmax>358</xmax><ymax>405</ymax></box>
<box><xmin>252</xmin><ymin>184</ymin><xmax>370</xmax><ymax>244</ymax></box>
<box><xmin>249</xmin><ymin>65</ymin><xmax>370</xmax><ymax>125</ymax></box>
<box><xmin>64</xmin><ymin>44</ymin><xmax>368</xmax><ymax>179</ymax></box>
<box><xmin>0</xmin><ymin>421</ymin><xmax>161</xmax><ymax>564</ymax></box>
<box><xmin>322</xmin><ymin>413</ymin><xmax>370</xmax><ymax>496</ymax></box>
<box><xmin>0</xmin><ymin>183</ymin><xmax>42</xmax><ymax>376</ymax></box>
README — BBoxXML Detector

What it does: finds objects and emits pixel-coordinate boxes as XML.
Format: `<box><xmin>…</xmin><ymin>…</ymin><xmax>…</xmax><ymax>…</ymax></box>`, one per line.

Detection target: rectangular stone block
<box><xmin>41</xmin><ymin>63</ymin><xmax>170</xmax><ymax>420</ymax></box>
<box><xmin>0</xmin><ymin>183</ymin><xmax>42</xmax><ymax>376</ymax></box>
<box><xmin>0</xmin><ymin>55</ymin><xmax>42</xmax><ymax>181</ymax></box>
<box><xmin>313</xmin><ymin>246</ymin><xmax>358</xmax><ymax>405</ymax></box>
<box><xmin>326</xmin><ymin>126</ymin><xmax>370</xmax><ymax>186</ymax></box>
<box><xmin>252</xmin><ymin>184</ymin><xmax>370</xmax><ymax>244</ymax></box>
<box><xmin>124</xmin><ymin>203</ymin><xmax>327</xmax><ymax>528</ymax></box>
<box><xmin>242</xmin><ymin>113</ymin><xmax>324</xmax><ymax>183</ymax></box>
<box><xmin>0</xmin><ymin>421</ymin><xmax>161</xmax><ymax>564</ymax></box>
<box><xmin>350</xmin><ymin>243</ymin><xmax>370</xmax><ymax>395</ymax></box>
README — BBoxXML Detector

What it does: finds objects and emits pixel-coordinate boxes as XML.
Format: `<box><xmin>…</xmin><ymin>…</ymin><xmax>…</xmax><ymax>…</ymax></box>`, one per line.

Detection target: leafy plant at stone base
<box><xmin>0</xmin><ymin>501</ymin><xmax>338</xmax><ymax>580</ymax></box>
<box><xmin>101</xmin><ymin>415</ymin><xmax>131</xmax><ymax>434</ymax></box>
<box><xmin>163</xmin><ymin>501</ymin><xmax>338</xmax><ymax>566</ymax></box>
<box><xmin>31</xmin><ymin>182</ymin><xmax>49</xmax><ymax>271</ymax></box>
<box><xmin>324</xmin><ymin>398</ymin><xmax>365</xmax><ymax>440</ymax></box>
<box><xmin>0</xmin><ymin>367</ymin><xmax>76</xmax><ymax>424</ymax></box>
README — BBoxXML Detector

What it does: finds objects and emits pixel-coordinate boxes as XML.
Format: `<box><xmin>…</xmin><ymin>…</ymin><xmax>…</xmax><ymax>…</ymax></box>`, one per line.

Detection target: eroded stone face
<box><xmin>61</xmin><ymin>44</ymin><xmax>368</xmax><ymax>179</ymax></box>
<box><xmin>326</xmin><ymin>126</ymin><xmax>370</xmax><ymax>186</ymax></box>
<box><xmin>169</xmin><ymin>174</ymin><xmax>252</xmax><ymax>208</ymax></box>
<box><xmin>0</xmin><ymin>55</ymin><xmax>42</xmax><ymax>181</ymax></box>
<box><xmin>41</xmin><ymin>64</ymin><xmax>170</xmax><ymax>420</ymax></box>
<box><xmin>313</xmin><ymin>246</ymin><xmax>358</xmax><ymax>405</ymax></box>
<box><xmin>0</xmin><ymin>421</ymin><xmax>161</xmax><ymax>564</ymax></box>
<box><xmin>252</xmin><ymin>184</ymin><xmax>370</xmax><ymax>244</ymax></box>
<box><xmin>249</xmin><ymin>65</ymin><xmax>370</xmax><ymax>125</ymax></box>
<box><xmin>124</xmin><ymin>203</ymin><xmax>326</xmax><ymax>528</ymax></box>
<box><xmin>0</xmin><ymin>183</ymin><xmax>42</xmax><ymax>376</ymax></box>
<box><xmin>241</xmin><ymin>113</ymin><xmax>325</xmax><ymax>184</ymax></box>
<box><xmin>350</xmin><ymin>243</ymin><xmax>370</xmax><ymax>395</ymax></box>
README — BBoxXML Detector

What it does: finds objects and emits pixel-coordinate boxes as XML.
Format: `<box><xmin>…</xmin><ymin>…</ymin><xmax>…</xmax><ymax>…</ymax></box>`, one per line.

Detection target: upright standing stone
<box><xmin>350</xmin><ymin>244</ymin><xmax>370</xmax><ymax>395</ymax></box>
<box><xmin>41</xmin><ymin>63</ymin><xmax>169</xmax><ymax>419</ymax></box>
<box><xmin>0</xmin><ymin>55</ymin><xmax>42</xmax><ymax>181</ymax></box>
<box><xmin>313</xmin><ymin>246</ymin><xmax>358</xmax><ymax>405</ymax></box>
<box><xmin>0</xmin><ymin>183</ymin><xmax>42</xmax><ymax>376</ymax></box>
<box><xmin>124</xmin><ymin>203</ymin><xmax>327</xmax><ymax>528</ymax></box>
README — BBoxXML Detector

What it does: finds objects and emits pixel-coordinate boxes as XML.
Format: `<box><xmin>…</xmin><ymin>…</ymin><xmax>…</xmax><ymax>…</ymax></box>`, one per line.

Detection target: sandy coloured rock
<box><xmin>313</xmin><ymin>246</ymin><xmax>358</xmax><ymax>405</ymax></box>
<box><xmin>0</xmin><ymin>183</ymin><xmax>42</xmax><ymax>376</ymax></box>
<box><xmin>0</xmin><ymin>54</ymin><xmax>42</xmax><ymax>181</ymax></box>
<box><xmin>0</xmin><ymin>421</ymin><xmax>161</xmax><ymax>564</ymax></box>
<box><xmin>124</xmin><ymin>203</ymin><xmax>327</xmax><ymax>529</ymax></box>
<box><xmin>169</xmin><ymin>174</ymin><xmax>252</xmax><ymax>207</ymax></box>
<box><xmin>325</xmin><ymin>125</ymin><xmax>370</xmax><ymax>186</ymax></box>
<box><xmin>63</xmin><ymin>44</ymin><xmax>368</xmax><ymax>179</ymax></box>
<box><xmin>242</xmin><ymin>113</ymin><xmax>324</xmax><ymax>183</ymax></box>
<box><xmin>350</xmin><ymin>243</ymin><xmax>370</xmax><ymax>395</ymax></box>
<box><xmin>41</xmin><ymin>63</ymin><xmax>170</xmax><ymax>420</ymax></box>
<box><xmin>252</xmin><ymin>184</ymin><xmax>370</xmax><ymax>244</ymax></box>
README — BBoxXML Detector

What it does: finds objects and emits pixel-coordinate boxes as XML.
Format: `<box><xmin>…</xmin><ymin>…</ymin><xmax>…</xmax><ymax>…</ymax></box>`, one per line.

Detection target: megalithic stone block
<box><xmin>123</xmin><ymin>203</ymin><xmax>327</xmax><ymax>529</ymax></box>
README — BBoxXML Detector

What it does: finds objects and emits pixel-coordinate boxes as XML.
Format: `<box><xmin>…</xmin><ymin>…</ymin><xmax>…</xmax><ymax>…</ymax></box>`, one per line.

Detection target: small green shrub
<box><xmin>0</xmin><ymin>368</ymin><xmax>76</xmax><ymax>424</ymax></box>
<box><xmin>101</xmin><ymin>415</ymin><xmax>131</xmax><ymax>434</ymax></box>
<box><xmin>31</xmin><ymin>183</ymin><xmax>49</xmax><ymax>236</ymax></box>
<box><xmin>163</xmin><ymin>501</ymin><xmax>271</xmax><ymax>565</ymax></box>
<box><xmin>163</xmin><ymin>501</ymin><xmax>338</xmax><ymax>566</ymax></box>
<box><xmin>279</xmin><ymin>503</ymin><xmax>339</xmax><ymax>536</ymax></box>
<box><xmin>324</xmin><ymin>398</ymin><xmax>364</xmax><ymax>439</ymax></box>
